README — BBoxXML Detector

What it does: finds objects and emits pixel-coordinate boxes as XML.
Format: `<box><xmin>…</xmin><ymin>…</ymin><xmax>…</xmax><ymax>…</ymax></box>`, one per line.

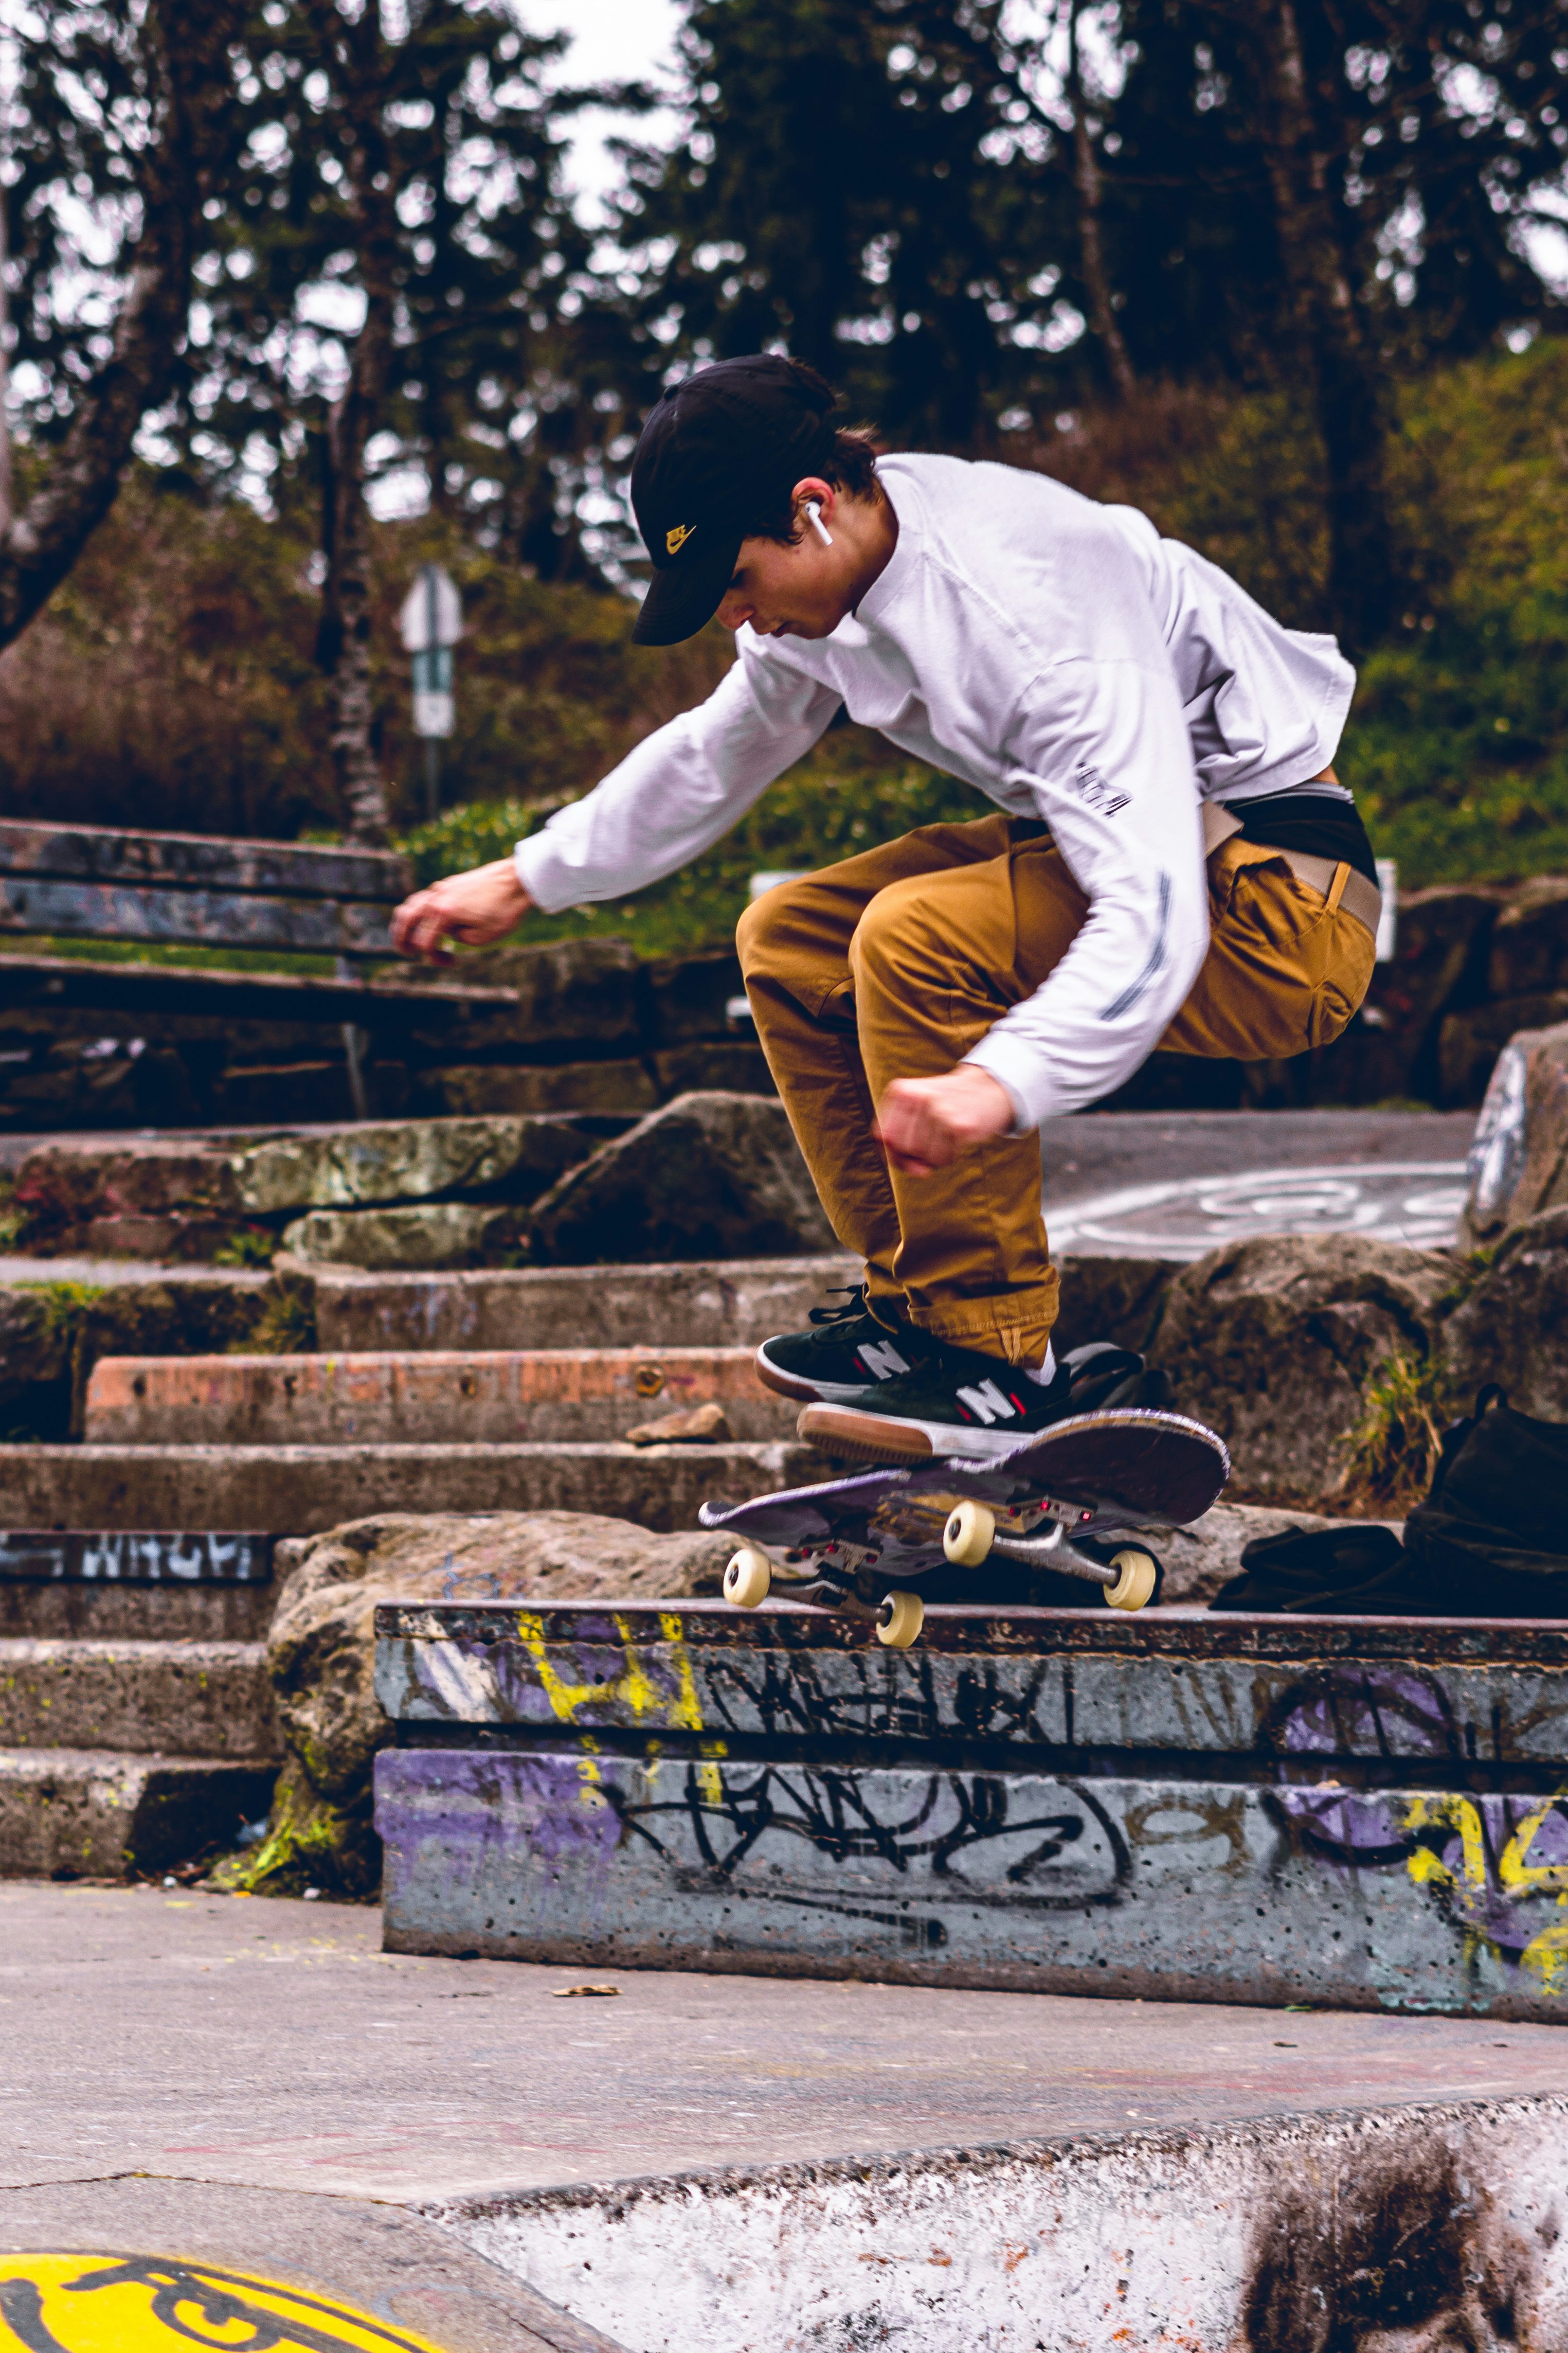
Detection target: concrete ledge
<box><xmin>0</xmin><ymin>1581</ymin><xmax>274</xmax><ymax>1641</ymax></box>
<box><xmin>83</xmin><ymin>1348</ymin><xmax>799</xmax><ymax>1447</ymax></box>
<box><xmin>0</xmin><ymin>1638</ymin><xmax>279</xmax><ymax>1757</ymax></box>
<box><xmin>0</xmin><ymin>1748</ymin><xmax>277</xmax><ymax>1876</ymax></box>
<box><xmin>307</xmin><ymin>1255</ymin><xmax>860</xmax><ymax>1354</ymax></box>
<box><xmin>430</xmin><ymin>2095</ymin><xmax>1568</xmax><ymax>2353</ymax></box>
<box><xmin>0</xmin><ymin>1441</ymin><xmax>828</xmax><ymax>1535</ymax></box>
<box><xmin>377</xmin><ymin>1740</ymin><xmax>1568</xmax><ymax>2020</ymax></box>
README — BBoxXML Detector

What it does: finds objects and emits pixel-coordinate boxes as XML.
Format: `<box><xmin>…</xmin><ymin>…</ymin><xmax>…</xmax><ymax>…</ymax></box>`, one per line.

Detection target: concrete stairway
<box><xmin>0</xmin><ymin>1531</ymin><xmax>280</xmax><ymax>1876</ymax></box>
<box><xmin>0</xmin><ymin>1253</ymin><xmax>855</xmax><ymax>1873</ymax></box>
<box><xmin>0</xmin><ymin>1255</ymin><xmax>850</xmax><ymax>1536</ymax></box>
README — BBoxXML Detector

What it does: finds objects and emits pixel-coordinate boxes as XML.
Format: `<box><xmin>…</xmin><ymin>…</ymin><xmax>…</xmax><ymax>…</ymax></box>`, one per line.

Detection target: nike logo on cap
<box><xmin>665</xmin><ymin>523</ymin><xmax>695</xmax><ymax>554</ymax></box>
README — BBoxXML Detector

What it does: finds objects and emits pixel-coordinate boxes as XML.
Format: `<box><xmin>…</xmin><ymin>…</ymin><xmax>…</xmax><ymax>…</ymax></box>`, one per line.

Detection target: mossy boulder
<box><xmin>230</xmin><ymin>1509</ymin><xmax>734</xmax><ymax>1897</ymax></box>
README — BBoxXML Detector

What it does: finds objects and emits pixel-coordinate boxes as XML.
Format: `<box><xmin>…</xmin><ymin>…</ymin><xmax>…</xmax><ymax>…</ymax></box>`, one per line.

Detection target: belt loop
<box><xmin>1326</xmin><ymin>860</ymin><xmax>1349</xmax><ymax>914</ymax></box>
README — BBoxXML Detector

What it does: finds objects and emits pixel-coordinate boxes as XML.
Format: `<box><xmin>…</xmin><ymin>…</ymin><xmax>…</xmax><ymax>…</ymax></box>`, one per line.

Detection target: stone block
<box><xmin>435</xmin><ymin>936</ymin><xmax>645</xmax><ymax>1051</ymax></box>
<box><xmin>230</xmin><ymin>1113</ymin><xmax>598</xmax><ymax>1216</ymax></box>
<box><xmin>1438</xmin><ymin>996</ymin><xmax>1568</xmax><ymax>1108</ymax></box>
<box><xmin>212</xmin><ymin>1062</ymin><xmax>357</xmax><ymax>1127</ymax></box>
<box><xmin>260</xmin><ymin>1508</ymin><xmax>746</xmax><ymax>1889</ymax></box>
<box><xmin>1145</xmin><ymin>1235</ymin><xmax>1458</xmax><ymax>1507</ymax></box>
<box><xmin>529</xmin><ymin>1092</ymin><xmax>836</xmax><ymax>1264</ymax></box>
<box><xmin>0</xmin><ymin>1637</ymin><xmax>279</xmax><ymax>1757</ymax></box>
<box><xmin>652</xmin><ymin>1043</ymin><xmax>776</xmax><ymax>1099</ymax></box>
<box><xmin>29</xmin><ymin>1216</ymin><xmax>275</xmax><ymax>1264</ymax></box>
<box><xmin>414</xmin><ymin>1060</ymin><xmax>658</xmax><ymax>1118</ymax></box>
<box><xmin>0</xmin><ymin>1750</ymin><xmax>276</xmax><ymax>1878</ymax></box>
<box><xmin>12</xmin><ymin>1139</ymin><xmax>246</xmax><ymax>1225</ymax></box>
<box><xmin>84</xmin><ymin>1345</ymin><xmax>796</xmax><ymax>1447</ymax></box>
<box><xmin>1459</xmin><ymin>1020</ymin><xmax>1568</xmax><ymax>1250</ymax></box>
<box><xmin>280</xmin><ymin>1203</ymin><xmax>523</xmax><ymax>1271</ymax></box>
<box><xmin>1488</xmin><ymin>876</ymin><xmax>1568</xmax><ymax>998</ymax></box>
<box><xmin>646</xmin><ymin>951</ymin><xmax>744</xmax><ymax>1045</ymax></box>
<box><xmin>0</xmin><ymin>1437</ymin><xmax>826</xmax><ymax>1536</ymax></box>
<box><xmin>308</xmin><ymin>1254</ymin><xmax>860</xmax><ymax>1355</ymax></box>
<box><xmin>1443</xmin><ymin>1206</ymin><xmax>1568</xmax><ymax>1419</ymax></box>
<box><xmin>1052</xmin><ymin>1253</ymin><xmax>1179</xmax><ymax>1357</ymax></box>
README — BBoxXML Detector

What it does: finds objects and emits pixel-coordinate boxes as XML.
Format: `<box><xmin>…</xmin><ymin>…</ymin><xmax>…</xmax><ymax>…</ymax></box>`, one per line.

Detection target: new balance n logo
<box><xmin>956</xmin><ymin>1379</ymin><xmax>1017</xmax><ymax>1424</ymax></box>
<box><xmin>856</xmin><ymin>1340</ymin><xmax>911</xmax><ymax>1381</ymax></box>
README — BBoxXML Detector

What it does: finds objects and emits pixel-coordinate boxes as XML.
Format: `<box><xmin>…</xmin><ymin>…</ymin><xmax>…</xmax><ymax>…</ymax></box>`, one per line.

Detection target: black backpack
<box><xmin>1214</xmin><ymin>1389</ymin><xmax>1568</xmax><ymax>1617</ymax></box>
<box><xmin>1402</xmin><ymin>1386</ymin><xmax>1568</xmax><ymax>1610</ymax></box>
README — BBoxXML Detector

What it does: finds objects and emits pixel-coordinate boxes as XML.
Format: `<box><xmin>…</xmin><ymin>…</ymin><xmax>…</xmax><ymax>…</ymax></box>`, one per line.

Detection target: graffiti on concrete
<box><xmin>1277</xmin><ymin>1778</ymin><xmax>1568</xmax><ymax>1993</ymax></box>
<box><xmin>615</xmin><ymin>1757</ymin><xmax>1131</xmax><ymax>1917</ymax></box>
<box><xmin>0</xmin><ymin>1531</ymin><xmax>272</xmax><ymax>1584</ymax></box>
<box><xmin>376</xmin><ymin>1609</ymin><xmax>1568</xmax><ymax>2012</ymax></box>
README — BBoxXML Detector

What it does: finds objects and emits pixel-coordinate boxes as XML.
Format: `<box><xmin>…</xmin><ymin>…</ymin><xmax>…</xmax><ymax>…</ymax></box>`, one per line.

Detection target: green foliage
<box><xmin>1337</xmin><ymin>1348</ymin><xmax>1453</xmax><ymax>1513</ymax></box>
<box><xmin>404</xmin><ymin>734</ymin><xmax>987</xmax><ymax>958</ymax></box>
<box><xmin>209</xmin><ymin>1757</ymin><xmax>378</xmax><ymax>1899</ymax></box>
<box><xmin>24</xmin><ymin>1281</ymin><xmax>108</xmax><ymax>1341</ymax></box>
<box><xmin>235</xmin><ymin>1284</ymin><xmax>317</xmax><ymax>1356</ymax></box>
<box><xmin>212</xmin><ymin>1228</ymin><xmax>279</xmax><ymax>1270</ymax></box>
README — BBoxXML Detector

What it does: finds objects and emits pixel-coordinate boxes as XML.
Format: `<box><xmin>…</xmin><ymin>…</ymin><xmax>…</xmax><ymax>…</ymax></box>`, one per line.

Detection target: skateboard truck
<box><xmin>941</xmin><ymin>1500</ymin><xmax>1157</xmax><ymax>1611</ymax></box>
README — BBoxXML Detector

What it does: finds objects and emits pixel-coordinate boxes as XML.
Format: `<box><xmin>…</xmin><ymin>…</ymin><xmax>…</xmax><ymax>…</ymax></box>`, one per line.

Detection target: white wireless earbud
<box><xmin>805</xmin><ymin>500</ymin><xmax>834</xmax><ymax>547</ymax></box>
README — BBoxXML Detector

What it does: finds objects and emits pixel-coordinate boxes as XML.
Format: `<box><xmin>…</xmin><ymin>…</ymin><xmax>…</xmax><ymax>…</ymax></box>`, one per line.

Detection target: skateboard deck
<box><xmin>699</xmin><ymin>1407</ymin><xmax>1230</xmax><ymax>1648</ymax></box>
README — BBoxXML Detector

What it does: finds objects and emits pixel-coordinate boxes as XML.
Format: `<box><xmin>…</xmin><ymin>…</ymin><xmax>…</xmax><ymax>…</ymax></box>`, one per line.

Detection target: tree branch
<box><xmin>0</xmin><ymin>0</ymin><xmax>245</xmax><ymax>649</ymax></box>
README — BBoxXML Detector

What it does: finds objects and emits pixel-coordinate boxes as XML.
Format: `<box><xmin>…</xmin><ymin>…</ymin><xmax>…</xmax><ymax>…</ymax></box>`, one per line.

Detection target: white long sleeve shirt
<box><xmin>515</xmin><ymin>453</ymin><xmax>1355</xmax><ymax>1126</ymax></box>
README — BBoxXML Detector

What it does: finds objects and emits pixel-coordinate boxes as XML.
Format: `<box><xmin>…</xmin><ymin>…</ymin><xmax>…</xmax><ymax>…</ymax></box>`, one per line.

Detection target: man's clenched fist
<box><xmin>874</xmin><ymin>1063</ymin><xmax>1016</xmax><ymax>1178</ymax></box>
<box><xmin>390</xmin><ymin>858</ymin><xmax>532</xmax><ymax>964</ymax></box>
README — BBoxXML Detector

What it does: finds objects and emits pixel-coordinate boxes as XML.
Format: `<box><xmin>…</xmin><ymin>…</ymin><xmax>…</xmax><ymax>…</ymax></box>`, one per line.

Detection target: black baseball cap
<box><xmin>629</xmin><ymin>354</ymin><xmax>840</xmax><ymax>646</ymax></box>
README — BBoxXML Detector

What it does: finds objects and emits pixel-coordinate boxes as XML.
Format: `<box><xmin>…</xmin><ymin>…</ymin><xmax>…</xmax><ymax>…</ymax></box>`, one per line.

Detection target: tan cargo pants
<box><xmin>736</xmin><ymin>810</ymin><xmax>1375</xmax><ymax>1365</ymax></box>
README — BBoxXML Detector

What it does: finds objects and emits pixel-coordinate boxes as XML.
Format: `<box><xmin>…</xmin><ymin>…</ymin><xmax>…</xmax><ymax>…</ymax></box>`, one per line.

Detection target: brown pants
<box><xmin>736</xmin><ymin>811</ymin><xmax>1375</xmax><ymax>1364</ymax></box>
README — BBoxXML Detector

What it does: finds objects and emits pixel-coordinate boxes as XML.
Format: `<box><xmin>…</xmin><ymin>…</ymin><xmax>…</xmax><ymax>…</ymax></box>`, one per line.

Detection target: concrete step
<box><xmin>0</xmin><ymin>1749</ymin><xmax>278</xmax><ymax>1877</ymax></box>
<box><xmin>0</xmin><ymin>1580</ymin><xmax>274</xmax><ymax>1639</ymax></box>
<box><xmin>377</xmin><ymin>1598</ymin><xmax>1568</xmax><ymax>2021</ymax></box>
<box><xmin>305</xmin><ymin>1254</ymin><xmax>859</xmax><ymax>1354</ymax></box>
<box><xmin>84</xmin><ymin>1348</ymin><xmax>799</xmax><ymax>1447</ymax></box>
<box><xmin>0</xmin><ymin>1639</ymin><xmax>278</xmax><ymax>1758</ymax></box>
<box><xmin>0</xmin><ymin>1440</ymin><xmax>824</xmax><ymax>1536</ymax></box>
<box><xmin>0</xmin><ymin>1528</ymin><xmax>275</xmax><ymax>1639</ymax></box>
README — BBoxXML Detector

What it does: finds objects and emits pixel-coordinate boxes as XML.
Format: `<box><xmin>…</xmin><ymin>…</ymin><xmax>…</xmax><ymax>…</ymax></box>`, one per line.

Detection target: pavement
<box><xmin>5</xmin><ymin>1881</ymin><xmax>1568</xmax><ymax>2348</ymax></box>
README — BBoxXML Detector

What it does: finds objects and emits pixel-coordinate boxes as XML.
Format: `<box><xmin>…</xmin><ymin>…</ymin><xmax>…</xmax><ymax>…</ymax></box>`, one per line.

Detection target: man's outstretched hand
<box><xmin>874</xmin><ymin>1064</ymin><xmax>1016</xmax><ymax>1178</ymax></box>
<box><xmin>390</xmin><ymin>858</ymin><xmax>532</xmax><ymax>964</ymax></box>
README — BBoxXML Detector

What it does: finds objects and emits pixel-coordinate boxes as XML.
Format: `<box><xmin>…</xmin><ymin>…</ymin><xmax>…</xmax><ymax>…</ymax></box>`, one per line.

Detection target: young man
<box><xmin>392</xmin><ymin>354</ymin><xmax>1379</xmax><ymax>1463</ymax></box>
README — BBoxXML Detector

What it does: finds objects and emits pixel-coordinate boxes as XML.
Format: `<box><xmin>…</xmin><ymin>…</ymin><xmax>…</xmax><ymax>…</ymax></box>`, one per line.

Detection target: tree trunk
<box><xmin>0</xmin><ymin>0</ymin><xmax>245</xmax><ymax>648</ymax></box>
<box><xmin>1247</xmin><ymin>0</ymin><xmax>1396</xmax><ymax>651</ymax></box>
<box><xmin>1064</xmin><ymin>3</ymin><xmax>1135</xmax><ymax>401</ymax></box>
<box><xmin>309</xmin><ymin>0</ymin><xmax>398</xmax><ymax>848</ymax></box>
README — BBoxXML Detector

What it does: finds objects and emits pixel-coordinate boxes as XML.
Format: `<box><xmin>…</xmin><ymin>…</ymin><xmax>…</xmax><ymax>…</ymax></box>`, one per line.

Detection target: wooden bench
<box><xmin>0</xmin><ymin>820</ymin><xmax>513</xmax><ymax>1113</ymax></box>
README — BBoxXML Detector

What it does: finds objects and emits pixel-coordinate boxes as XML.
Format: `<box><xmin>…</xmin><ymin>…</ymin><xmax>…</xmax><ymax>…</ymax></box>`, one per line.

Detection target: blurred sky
<box><xmin>530</xmin><ymin>0</ymin><xmax>687</xmax><ymax>223</ymax></box>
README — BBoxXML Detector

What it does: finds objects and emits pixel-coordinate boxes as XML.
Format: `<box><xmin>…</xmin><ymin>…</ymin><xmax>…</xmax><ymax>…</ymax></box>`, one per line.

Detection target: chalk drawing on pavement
<box><xmin>1048</xmin><ymin>1160</ymin><xmax>1467</xmax><ymax>1258</ymax></box>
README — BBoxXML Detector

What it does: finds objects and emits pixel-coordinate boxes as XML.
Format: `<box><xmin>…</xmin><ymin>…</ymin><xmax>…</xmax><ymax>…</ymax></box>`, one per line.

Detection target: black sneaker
<box><xmin>755</xmin><ymin>1286</ymin><xmax>929</xmax><ymax>1405</ymax></box>
<box><xmin>796</xmin><ymin>1336</ymin><xmax>1168</xmax><ymax>1464</ymax></box>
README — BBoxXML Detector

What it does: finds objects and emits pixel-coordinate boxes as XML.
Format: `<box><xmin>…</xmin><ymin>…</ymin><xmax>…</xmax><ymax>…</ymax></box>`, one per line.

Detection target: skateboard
<box><xmin>699</xmin><ymin>1408</ymin><xmax>1230</xmax><ymax>1650</ymax></box>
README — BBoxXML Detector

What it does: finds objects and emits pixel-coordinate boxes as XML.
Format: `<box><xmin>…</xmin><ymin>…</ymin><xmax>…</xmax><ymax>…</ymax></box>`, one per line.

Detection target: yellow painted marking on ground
<box><xmin>0</xmin><ymin>2252</ymin><xmax>452</xmax><ymax>2351</ymax></box>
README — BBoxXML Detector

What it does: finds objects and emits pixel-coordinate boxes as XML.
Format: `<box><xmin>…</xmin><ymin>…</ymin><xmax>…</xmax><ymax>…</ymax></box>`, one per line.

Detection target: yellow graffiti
<box><xmin>513</xmin><ymin>1611</ymin><xmax>726</xmax><ymax>1805</ymax></box>
<box><xmin>1498</xmin><ymin>1797</ymin><xmax>1568</xmax><ymax>1896</ymax></box>
<box><xmin>1400</xmin><ymin>1785</ymin><xmax>1568</xmax><ymax>1987</ymax></box>
<box><xmin>1520</xmin><ymin>1912</ymin><xmax>1568</xmax><ymax>1994</ymax></box>
<box><xmin>0</xmin><ymin>2252</ymin><xmax>452</xmax><ymax>2351</ymax></box>
<box><xmin>1402</xmin><ymin>1792</ymin><xmax>1488</xmax><ymax>1894</ymax></box>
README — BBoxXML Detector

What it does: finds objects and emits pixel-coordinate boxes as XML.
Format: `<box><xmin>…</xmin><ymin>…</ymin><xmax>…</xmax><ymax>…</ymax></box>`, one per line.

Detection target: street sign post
<box><xmin>399</xmin><ymin>563</ymin><xmax>462</xmax><ymax>821</ymax></box>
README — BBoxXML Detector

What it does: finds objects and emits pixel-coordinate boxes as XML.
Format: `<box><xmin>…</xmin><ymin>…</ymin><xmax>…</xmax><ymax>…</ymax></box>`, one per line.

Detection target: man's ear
<box><xmin>791</xmin><ymin>474</ymin><xmax>837</xmax><ymax>528</ymax></box>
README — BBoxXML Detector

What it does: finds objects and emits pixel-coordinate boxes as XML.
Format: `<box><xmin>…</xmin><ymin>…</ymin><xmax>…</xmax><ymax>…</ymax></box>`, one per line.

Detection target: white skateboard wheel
<box><xmin>942</xmin><ymin>1499</ymin><xmax>996</xmax><ymax>1567</ymax></box>
<box><xmin>724</xmin><ymin>1546</ymin><xmax>772</xmax><ymax>1609</ymax></box>
<box><xmin>875</xmin><ymin>1590</ymin><xmax>925</xmax><ymax>1649</ymax></box>
<box><xmin>1105</xmin><ymin>1549</ymin><xmax>1157</xmax><ymax>1611</ymax></box>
